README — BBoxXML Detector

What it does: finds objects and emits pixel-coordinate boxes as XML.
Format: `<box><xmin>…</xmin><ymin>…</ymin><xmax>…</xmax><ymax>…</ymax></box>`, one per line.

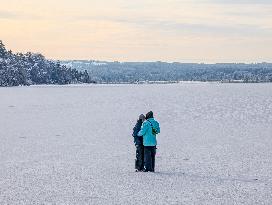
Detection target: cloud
<box><xmin>0</xmin><ymin>10</ymin><xmax>41</xmax><ymax>20</ymax></box>
<box><xmin>203</xmin><ymin>0</ymin><xmax>272</xmax><ymax>4</ymax></box>
<box><xmin>0</xmin><ymin>11</ymin><xmax>19</xmax><ymax>19</ymax></box>
<box><xmin>70</xmin><ymin>14</ymin><xmax>272</xmax><ymax>38</ymax></box>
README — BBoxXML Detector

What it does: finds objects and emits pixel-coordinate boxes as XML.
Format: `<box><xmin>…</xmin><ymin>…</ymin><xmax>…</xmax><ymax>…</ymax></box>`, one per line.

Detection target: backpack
<box><xmin>147</xmin><ymin>120</ymin><xmax>158</xmax><ymax>135</ymax></box>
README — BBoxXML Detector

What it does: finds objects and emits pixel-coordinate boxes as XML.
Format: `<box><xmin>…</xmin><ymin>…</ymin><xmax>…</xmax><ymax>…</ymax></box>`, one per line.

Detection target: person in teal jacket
<box><xmin>137</xmin><ymin>111</ymin><xmax>160</xmax><ymax>172</ymax></box>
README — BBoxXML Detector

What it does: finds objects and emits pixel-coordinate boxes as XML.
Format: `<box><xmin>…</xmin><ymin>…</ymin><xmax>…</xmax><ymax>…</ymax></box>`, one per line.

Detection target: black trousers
<box><xmin>135</xmin><ymin>144</ymin><xmax>144</xmax><ymax>171</ymax></box>
<box><xmin>144</xmin><ymin>146</ymin><xmax>156</xmax><ymax>172</ymax></box>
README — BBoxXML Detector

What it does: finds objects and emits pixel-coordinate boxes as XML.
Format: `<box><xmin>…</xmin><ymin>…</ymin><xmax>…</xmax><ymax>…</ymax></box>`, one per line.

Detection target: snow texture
<box><xmin>0</xmin><ymin>83</ymin><xmax>272</xmax><ymax>204</ymax></box>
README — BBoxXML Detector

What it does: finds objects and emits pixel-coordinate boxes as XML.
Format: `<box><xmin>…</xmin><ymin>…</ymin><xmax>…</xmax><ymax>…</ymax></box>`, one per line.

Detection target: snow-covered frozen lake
<box><xmin>0</xmin><ymin>83</ymin><xmax>272</xmax><ymax>204</ymax></box>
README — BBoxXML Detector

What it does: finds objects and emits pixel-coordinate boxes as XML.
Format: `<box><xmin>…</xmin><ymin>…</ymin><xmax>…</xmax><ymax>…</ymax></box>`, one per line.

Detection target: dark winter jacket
<box><xmin>132</xmin><ymin>120</ymin><xmax>143</xmax><ymax>145</ymax></box>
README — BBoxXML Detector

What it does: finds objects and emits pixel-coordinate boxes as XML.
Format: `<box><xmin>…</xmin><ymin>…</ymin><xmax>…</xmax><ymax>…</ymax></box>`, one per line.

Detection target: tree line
<box><xmin>2</xmin><ymin>39</ymin><xmax>272</xmax><ymax>86</ymax></box>
<box><xmin>61</xmin><ymin>60</ymin><xmax>272</xmax><ymax>83</ymax></box>
<box><xmin>0</xmin><ymin>40</ymin><xmax>95</xmax><ymax>87</ymax></box>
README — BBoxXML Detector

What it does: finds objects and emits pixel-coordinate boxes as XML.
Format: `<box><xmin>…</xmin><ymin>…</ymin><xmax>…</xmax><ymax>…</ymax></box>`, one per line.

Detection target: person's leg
<box><xmin>139</xmin><ymin>145</ymin><xmax>144</xmax><ymax>170</ymax></box>
<box><xmin>144</xmin><ymin>146</ymin><xmax>152</xmax><ymax>171</ymax></box>
<box><xmin>135</xmin><ymin>145</ymin><xmax>141</xmax><ymax>170</ymax></box>
<box><xmin>151</xmin><ymin>146</ymin><xmax>156</xmax><ymax>172</ymax></box>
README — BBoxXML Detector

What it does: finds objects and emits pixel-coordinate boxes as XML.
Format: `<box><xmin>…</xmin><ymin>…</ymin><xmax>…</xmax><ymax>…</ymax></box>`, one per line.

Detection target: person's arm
<box><xmin>156</xmin><ymin>122</ymin><xmax>161</xmax><ymax>134</ymax></box>
<box><xmin>156</xmin><ymin>122</ymin><xmax>160</xmax><ymax>134</ymax></box>
<box><xmin>132</xmin><ymin>123</ymin><xmax>138</xmax><ymax>137</ymax></box>
<box><xmin>137</xmin><ymin>122</ymin><xmax>148</xmax><ymax>137</ymax></box>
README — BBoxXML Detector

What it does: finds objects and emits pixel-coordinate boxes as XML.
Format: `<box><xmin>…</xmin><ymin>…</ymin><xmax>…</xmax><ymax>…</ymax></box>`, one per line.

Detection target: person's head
<box><xmin>145</xmin><ymin>111</ymin><xmax>154</xmax><ymax>119</ymax></box>
<box><xmin>139</xmin><ymin>114</ymin><xmax>145</xmax><ymax>122</ymax></box>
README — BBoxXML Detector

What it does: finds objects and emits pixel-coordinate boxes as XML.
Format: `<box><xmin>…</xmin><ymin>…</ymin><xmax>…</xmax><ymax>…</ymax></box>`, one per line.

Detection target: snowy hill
<box><xmin>0</xmin><ymin>40</ymin><xmax>95</xmax><ymax>87</ymax></box>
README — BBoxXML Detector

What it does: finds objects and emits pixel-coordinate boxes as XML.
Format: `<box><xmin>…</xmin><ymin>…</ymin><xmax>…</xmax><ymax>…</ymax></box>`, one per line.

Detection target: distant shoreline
<box><xmin>2</xmin><ymin>81</ymin><xmax>272</xmax><ymax>88</ymax></box>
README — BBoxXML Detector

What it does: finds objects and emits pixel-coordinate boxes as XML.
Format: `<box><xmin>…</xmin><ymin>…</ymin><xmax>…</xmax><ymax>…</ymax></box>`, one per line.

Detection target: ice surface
<box><xmin>0</xmin><ymin>83</ymin><xmax>272</xmax><ymax>204</ymax></box>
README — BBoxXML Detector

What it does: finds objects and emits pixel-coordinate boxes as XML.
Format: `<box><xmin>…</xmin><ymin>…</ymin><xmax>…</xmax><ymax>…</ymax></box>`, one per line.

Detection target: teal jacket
<box><xmin>137</xmin><ymin>118</ymin><xmax>160</xmax><ymax>146</ymax></box>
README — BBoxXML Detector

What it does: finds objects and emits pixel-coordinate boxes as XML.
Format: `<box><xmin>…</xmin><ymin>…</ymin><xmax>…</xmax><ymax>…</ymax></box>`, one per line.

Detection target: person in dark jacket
<box><xmin>132</xmin><ymin>114</ymin><xmax>145</xmax><ymax>172</ymax></box>
<box><xmin>138</xmin><ymin>111</ymin><xmax>160</xmax><ymax>172</ymax></box>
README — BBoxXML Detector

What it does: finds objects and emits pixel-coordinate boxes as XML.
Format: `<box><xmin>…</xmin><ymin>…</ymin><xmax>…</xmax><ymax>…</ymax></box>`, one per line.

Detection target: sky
<box><xmin>0</xmin><ymin>0</ymin><xmax>272</xmax><ymax>63</ymax></box>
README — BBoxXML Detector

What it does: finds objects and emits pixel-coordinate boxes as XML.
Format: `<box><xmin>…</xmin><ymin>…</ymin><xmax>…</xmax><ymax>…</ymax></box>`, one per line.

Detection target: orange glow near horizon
<box><xmin>1</xmin><ymin>0</ymin><xmax>272</xmax><ymax>62</ymax></box>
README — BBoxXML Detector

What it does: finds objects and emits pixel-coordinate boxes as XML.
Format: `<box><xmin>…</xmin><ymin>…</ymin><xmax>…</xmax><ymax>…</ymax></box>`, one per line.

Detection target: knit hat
<box><xmin>139</xmin><ymin>114</ymin><xmax>145</xmax><ymax>121</ymax></box>
<box><xmin>145</xmin><ymin>111</ymin><xmax>154</xmax><ymax>119</ymax></box>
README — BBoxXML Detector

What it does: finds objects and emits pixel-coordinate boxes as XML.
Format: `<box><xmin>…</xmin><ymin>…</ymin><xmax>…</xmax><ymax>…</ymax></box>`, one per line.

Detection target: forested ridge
<box><xmin>62</xmin><ymin>60</ymin><xmax>272</xmax><ymax>83</ymax></box>
<box><xmin>1</xmin><ymin>40</ymin><xmax>272</xmax><ymax>86</ymax></box>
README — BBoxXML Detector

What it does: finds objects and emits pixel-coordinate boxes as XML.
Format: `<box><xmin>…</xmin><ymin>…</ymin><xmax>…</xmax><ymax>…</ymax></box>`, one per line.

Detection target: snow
<box><xmin>62</xmin><ymin>61</ymin><xmax>107</xmax><ymax>68</ymax></box>
<box><xmin>91</xmin><ymin>62</ymin><xmax>107</xmax><ymax>66</ymax></box>
<box><xmin>0</xmin><ymin>83</ymin><xmax>272</xmax><ymax>204</ymax></box>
